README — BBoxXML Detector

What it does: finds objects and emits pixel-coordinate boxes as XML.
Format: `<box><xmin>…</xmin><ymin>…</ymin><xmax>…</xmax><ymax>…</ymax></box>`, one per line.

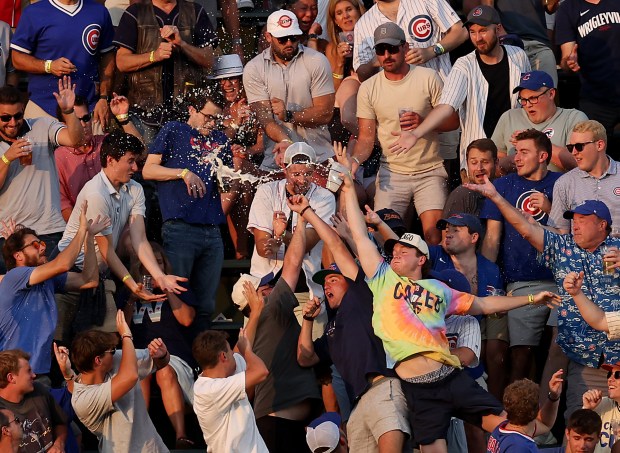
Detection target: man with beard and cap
<box><xmin>243</xmin><ymin>10</ymin><xmax>335</xmax><ymax>172</ymax></box>
<box><xmin>467</xmin><ymin>171</ymin><xmax>620</xmax><ymax>425</ymax></box>
<box><xmin>292</xmin><ymin>194</ymin><xmax>410</xmax><ymax>453</ymax></box>
<box><xmin>389</xmin><ymin>5</ymin><xmax>530</xmax><ymax>171</ymax></box>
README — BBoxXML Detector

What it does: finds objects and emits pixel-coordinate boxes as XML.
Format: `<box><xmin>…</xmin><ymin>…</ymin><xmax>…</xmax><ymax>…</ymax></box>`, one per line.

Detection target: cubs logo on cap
<box><xmin>464</xmin><ymin>5</ymin><xmax>501</xmax><ymax>27</ymax></box>
<box><xmin>472</xmin><ymin>7</ymin><xmax>482</xmax><ymax>16</ymax></box>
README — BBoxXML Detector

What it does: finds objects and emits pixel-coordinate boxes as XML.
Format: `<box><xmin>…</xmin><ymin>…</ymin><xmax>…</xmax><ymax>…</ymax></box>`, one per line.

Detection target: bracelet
<box><xmin>528</xmin><ymin>294</ymin><xmax>535</xmax><ymax>304</ymax></box>
<box><xmin>352</xmin><ymin>156</ymin><xmax>361</xmax><ymax>165</ymax></box>
<box><xmin>232</xmin><ymin>38</ymin><xmax>243</xmax><ymax>45</ymax></box>
<box><xmin>116</xmin><ymin>118</ymin><xmax>130</xmax><ymax>126</ymax></box>
<box><xmin>122</xmin><ymin>274</ymin><xmax>132</xmax><ymax>283</ymax></box>
<box><xmin>547</xmin><ymin>391</ymin><xmax>560</xmax><ymax>402</ymax></box>
<box><xmin>149</xmin><ymin>50</ymin><xmax>155</xmax><ymax>63</ymax></box>
<box><xmin>44</xmin><ymin>59</ymin><xmax>52</xmax><ymax>74</ymax></box>
<box><xmin>116</xmin><ymin>113</ymin><xmax>129</xmax><ymax>121</ymax></box>
<box><xmin>99</xmin><ymin>95</ymin><xmax>112</xmax><ymax>102</ymax></box>
<box><xmin>332</xmin><ymin>72</ymin><xmax>344</xmax><ymax>79</ymax></box>
<box><xmin>299</xmin><ymin>205</ymin><xmax>313</xmax><ymax>217</ymax></box>
<box><xmin>1</xmin><ymin>154</ymin><xmax>10</xmax><ymax>165</ymax></box>
<box><xmin>121</xmin><ymin>333</ymin><xmax>133</xmax><ymax>340</ymax></box>
<box><xmin>308</xmin><ymin>33</ymin><xmax>319</xmax><ymax>40</ymax></box>
<box><xmin>179</xmin><ymin>168</ymin><xmax>190</xmax><ymax>180</ymax></box>
<box><xmin>64</xmin><ymin>373</ymin><xmax>76</xmax><ymax>382</ymax></box>
<box><xmin>280</xmin><ymin>138</ymin><xmax>293</xmax><ymax>144</ymax></box>
<box><xmin>62</xmin><ymin>107</ymin><xmax>74</xmax><ymax>115</ymax></box>
<box><xmin>303</xmin><ymin>315</ymin><xmax>315</xmax><ymax>321</ymax></box>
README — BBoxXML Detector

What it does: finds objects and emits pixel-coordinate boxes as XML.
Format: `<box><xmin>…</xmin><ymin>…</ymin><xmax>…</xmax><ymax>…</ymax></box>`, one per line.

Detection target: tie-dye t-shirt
<box><xmin>366</xmin><ymin>261</ymin><xmax>475</xmax><ymax>368</ymax></box>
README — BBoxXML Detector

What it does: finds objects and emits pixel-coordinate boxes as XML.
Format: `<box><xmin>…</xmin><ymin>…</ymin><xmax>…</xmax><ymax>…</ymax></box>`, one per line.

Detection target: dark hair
<box><xmin>70</xmin><ymin>330</ymin><xmax>119</xmax><ymax>373</ymax></box>
<box><xmin>56</xmin><ymin>95</ymin><xmax>88</xmax><ymax>121</ymax></box>
<box><xmin>0</xmin><ymin>86</ymin><xmax>24</xmax><ymax>106</ymax></box>
<box><xmin>192</xmin><ymin>330</ymin><xmax>230</xmax><ymax>370</ymax></box>
<box><xmin>503</xmin><ymin>379</ymin><xmax>540</xmax><ymax>426</ymax></box>
<box><xmin>2</xmin><ymin>228</ymin><xmax>37</xmax><ymax>271</ymax></box>
<box><xmin>0</xmin><ymin>350</ymin><xmax>30</xmax><ymax>389</ymax></box>
<box><xmin>466</xmin><ymin>138</ymin><xmax>498</xmax><ymax>161</ymax></box>
<box><xmin>0</xmin><ymin>409</ymin><xmax>8</xmax><ymax>438</ymax></box>
<box><xmin>515</xmin><ymin>129</ymin><xmax>552</xmax><ymax>164</ymax></box>
<box><xmin>100</xmin><ymin>130</ymin><xmax>144</xmax><ymax>168</ymax></box>
<box><xmin>567</xmin><ymin>409</ymin><xmax>602</xmax><ymax>436</ymax></box>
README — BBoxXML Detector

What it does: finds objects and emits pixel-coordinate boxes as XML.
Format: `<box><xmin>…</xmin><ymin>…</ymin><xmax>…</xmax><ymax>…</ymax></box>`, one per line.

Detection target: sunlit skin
<box><xmin>468</xmin><ymin>24</ymin><xmax>499</xmax><ymax>55</ymax></box>
<box><xmin>285</xmin><ymin>163</ymin><xmax>315</xmax><ymax>195</ymax></box>
<box><xmin>333</xmin><ymin>0</ymin><xmax>360</xmax><ymax>32</ymax></box>
<box><xmin>608</xmin><ymin>365</ymin><xmax>620</xmax><ymax>401</ymax></box>
<box><xmin>0</xmin><ymin>103</ymin><xmax>25</xmax><ymax>141</ymax></box>
<box><xmin>267</xmin><ymin>33</ymin><xmax>300</xmax><ymax>62</ymax></box>
<box><xmin>467</xmin><ymin>148</ymin><xmax>497</xmax><ymax>184</ymax></box>
<box><xmin>16</xmin><ymin>234</ymin><xmax>48</xmax><ymax>267</ymax></box>
<box><xmin>323</xmin><ymin>274</ymin><xmax>349</xmax><ymax>309</ymax></box>
<box><xmin>290</xmin><ymin>0</ymin><xmax>319</xmax><ymax>33</ymax></box>
<box><xmin>13</xmin><ymin>358</ymin><xmax>35</xmax><ymax>394</ymax></box>
<box><xmin>514</xmin><ymin>139</ymin><xmax>548</xmax><ymax>179</ymax></box>
<box><xmin>106</xmin><ymin>152</ymin><xmax>139</xmax><ymax>190</ymax></box>
<box><xmin>571</xmin><ymin>213</ymin><xmax>608</xmax><ymax>251</ymax></box>
<box><xmin>565</xmin><ymin>429</ymin><xmax>599</xmax><ymax>453</ymax></box>
<box><xmin>188</xmin><ymin>100</ymin><xmax>222</xmax><ymax>136</ymax></box>
<box><xmin>219</xmin><ymin>77</ymin><xmax>243</xmax><ymax>104</ymax></box>
<box><xmin>390</xmin><ymin>243</ymin><xmax>426</xmax><ymax>278</ymax></box>
<box><xmin>569</xmin><ymin>131</ymin><xmax>605</xmax><ymax>173</ymax></box>
<box><xmin>519</xmin><ymin>87</ymin><xmax>556</xmax><ymax>125</ymax></box>
<box><xmin>443</xmin><ymin>225</ymin><xmax>478</xmax><ymax>255</ymax></box>
<box><xmin>376</xmin><ymin>43</ymin><xmax>407</xmax><ymax>75</ymax></box>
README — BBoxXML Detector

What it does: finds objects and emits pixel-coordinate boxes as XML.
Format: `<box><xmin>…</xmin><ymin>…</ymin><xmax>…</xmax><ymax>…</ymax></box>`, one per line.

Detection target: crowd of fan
<box><xmin>0</xmin><ymin>0</ymin><xmax>618</xmax><ymax>452</ymax></box>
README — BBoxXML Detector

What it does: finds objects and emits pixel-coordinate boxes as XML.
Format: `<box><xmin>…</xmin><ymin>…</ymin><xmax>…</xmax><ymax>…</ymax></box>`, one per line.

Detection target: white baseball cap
<box><xmin>283</xmin><ymin>142</ymin><xmax>317</xmax><ymax>167</ymax></box>
<box><xmin>267</xmin><ymin>10</ymin><xmax>303</xmax><ymax>38</ymax></box>
<box><xmin>231</xmin><ymin>273</ymin><xmax>275</xmax><ymax>311</ymax></box>
<box><xmin>306</xmin><ymin>412</ymin><xmax>341</xmax><ymax>453</ymax></box>
<box><xmin>384</xmin><ymin>232</ymin><xmax>430</xmax><ymax>258</ymax></box>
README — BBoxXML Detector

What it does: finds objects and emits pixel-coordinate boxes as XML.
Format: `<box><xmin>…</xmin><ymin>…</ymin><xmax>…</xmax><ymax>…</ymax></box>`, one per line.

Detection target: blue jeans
<box><xmin>162</xmin><ymin>220</ymin><xmax>224</xmax><ymax>331</ymax></box>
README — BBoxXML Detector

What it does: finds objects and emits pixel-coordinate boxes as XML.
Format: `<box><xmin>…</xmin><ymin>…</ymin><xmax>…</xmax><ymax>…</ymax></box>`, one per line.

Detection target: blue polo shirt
<box><xmin>313</xmin><ymin>268</ymin><xmax>395</xmax><ymax>404</ymax></box>
<box><xmin>541</xmin><ymin>230</ymin><xmax>620</xmax><ymax>368</ymax></box>
<box><xmin>149</xmin><ymin>122</ymin><xmax>232</xmax><ymax>225</ymax></box>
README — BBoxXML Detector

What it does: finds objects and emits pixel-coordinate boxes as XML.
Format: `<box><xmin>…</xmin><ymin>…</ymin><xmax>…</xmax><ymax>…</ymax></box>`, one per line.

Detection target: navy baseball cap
<box><xmin>312</xmin><ymin>263</ymin><xmax>343</xmax><ymax>286</ymax></box>
<box><xmin>436</xmin><ymin>213</ymin><xmax>483</xmax><ymax>235</ymax></box>
<box><xmin>563</xmin><ymin>200</ymin><xmax>612</xmax><ymax>225</ymax></box>
<box><xmin>512</xmin><ymin>71</ymin><xmax>555</xmax><ymax>93</ymax></box>
<box><xmin>464</xmin><ymin>5</ymin><xmax>500</xmax><ymax>27</ymax></box>
<box><xmin>374</xmin><ymin>208</ymin><xmax>406</xmax><ymax>232</ymax></box>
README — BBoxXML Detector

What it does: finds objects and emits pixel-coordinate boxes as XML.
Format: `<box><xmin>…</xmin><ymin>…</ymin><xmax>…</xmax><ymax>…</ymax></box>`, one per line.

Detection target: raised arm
<box><xmin>236</xmin><ymin>328</ymin><xmax>269</xmax><ymax>389</ymax></box>
<box><xmin>535</xmin><ymin>369</ymin><xmax>563</xmax><ymax>434</ymax></box>
<box><xmin>297</xmin><ymin>297</ymin><xmax>322</xmax><ymax>367</ymax></box>
<box><xmin>279</xmin><ymin>206</ymin><xmax>307</xmax><ymax>291</ymax></box>
<box><xmin>465</xmin><ymin>176</ymin><xmax>546</xmax><ymax>252</ymax></box>
<box><xmin>564</xmin><ymin>271</ymin><xmax>609</xmax><ymax>332</ymax></box>
<box><xmin>111</xmin><ymin>310</ymin><xmax>139</xmax><ymax>403</ymax></box>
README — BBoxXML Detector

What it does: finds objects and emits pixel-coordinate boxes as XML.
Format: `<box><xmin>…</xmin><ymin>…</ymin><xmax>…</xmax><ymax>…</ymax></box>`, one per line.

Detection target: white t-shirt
<box><xmin>247</xmin><ymin>180</ymin><xmax>336</xmax><ymax>299</ymax></box>
<box><xmin>193</xmin><ymin>354</ymin><xmax>268</xmax><ymax>453</ymax></box>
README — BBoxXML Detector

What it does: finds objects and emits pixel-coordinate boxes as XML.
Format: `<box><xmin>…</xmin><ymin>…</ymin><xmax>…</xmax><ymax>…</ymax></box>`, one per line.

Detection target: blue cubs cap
<box><xmin>312</xmin><ymin>263</ymin><xmax>343</xmax><ymax>286</ymax></box>
<box><xmin>563</xmin><ymin>200</ymin><xmax>612</xmax><ymax>225</ymax></box>
<box><xmin>436</xmin><ymin>213</ymin><xmax>483</xmax><ymax>235</ymax></box>
<box><xmin>512</xmin><ymin>70</ymin><xmax>555</xmax><ymax>93</ymax></box>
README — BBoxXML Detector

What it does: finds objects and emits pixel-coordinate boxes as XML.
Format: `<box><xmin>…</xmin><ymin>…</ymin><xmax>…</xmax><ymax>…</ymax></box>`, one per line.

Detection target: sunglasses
<box><xmin>608</xmin><ymin>370</ymin><xmax>620</xmax><ymax>380</ymax></box>
<box><xmin>276</xmin><ymin>35</ymin><xmax>300</xmax><ymax>44</ymax></box>
<box><xmin>77</xmin><ymin>113</ymin><xmax>92</xmax><ymax>123</ymax></box>
<box><xmin>566</xmin><ymin>141</ymin><xmax>595</xmax><ymax>153</ymax></box>
<box><xmin>375</xmin><ymin>43</ymin><xmax>402</xmax><ymax>56</ymax></box>
<box><xmin>0</xmin><ymin>112</ymin><xmax>24</xmax><ymax>122</ymax></box>
<box><xmin>105</xmin><ymin>348</ymin><xmax>117</xmax><ymax>355</ymax></box>
<box><xmin>19</xmin><ymin>239</ymin><xmax>46</xmax><ymax>252</ymax></box>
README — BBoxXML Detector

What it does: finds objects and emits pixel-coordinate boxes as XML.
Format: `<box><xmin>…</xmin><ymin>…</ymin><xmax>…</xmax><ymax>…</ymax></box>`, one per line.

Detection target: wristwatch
<box><xmin>308</xmin><ymin>33</ymin><xmax>319</xmax><ymax>40</ymax></box>
<box><xmin>284</xmin><ymin>110</ymin><xmax>294</xmax><ymax>123</ymax></box>
<box><xmin>432</xmin><ymin>43</ymin><xmax>445</xmax><ymax>57</ymax></box>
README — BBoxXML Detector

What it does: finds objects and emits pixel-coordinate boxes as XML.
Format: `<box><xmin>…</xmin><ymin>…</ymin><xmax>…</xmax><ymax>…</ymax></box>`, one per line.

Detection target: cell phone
<box><xmin>338</xmin><ymin>31</ymin><xmax>354</xmax><ymax>57</ymax></box>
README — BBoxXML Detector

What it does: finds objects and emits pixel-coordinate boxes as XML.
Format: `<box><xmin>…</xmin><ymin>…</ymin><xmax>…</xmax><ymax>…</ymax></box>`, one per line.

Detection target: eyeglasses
<box><xmin>567</xmin><ymin>141</ymin><xmax>595</xmax><ymax>153</ymax></box>
<box><xmin>517</xmin><ymin>89</ymin><xmax>551</xmax><ymax>106</ymax></box>
<box><xmin>2</xmin><ymin>416</ymin><xmax>20</xmax><ymax>428</ymax></box>
<box><xmin>77</xmin><ymin>113</ymin><xmax>92</xmax><ymax>123</ymax></box>
<box><xmin>19</xmin><ymin>239</ymin><xmax>46</xmax><ymax>252</ymax></box>
<box><xmin>276</xmin><ymin>35</ymin><xmax>300</xmax><ymax>44</ymax></box>
<box><xmin>290</xmin><ymin>171</ymin><xmax>314</xmax><ymax>178</ymax></box>
<box><xmin>104</xmin><ymin>348</ymin><xmax>117</xmax><ymax>355</ymax></box>
<box><xmin>197</xmin><ymin>111</ymin><xmax>217</xmax><ymax>122</ymax></box>
<box><xmin>375</xmin><ymin>43</ymin><xmax>403</xmax><ymax>56</ymax></box>
<box><xmin>0</xmin><ymin>112</ymin><xmax>24</xmax><ymax>122</ymax></box>
<box><xmin>608</xmin><ymin>370</ymin><xmax>620</xmax><ymax>380</ymax></box>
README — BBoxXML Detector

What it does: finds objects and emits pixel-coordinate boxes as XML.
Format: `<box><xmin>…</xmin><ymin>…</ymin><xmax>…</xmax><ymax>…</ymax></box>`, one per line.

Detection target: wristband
<box><xmin>179</xmin><ymin>168</ymin><xmax>190</xmax><ymax>180</ymax></box>
<box><xmin>352</xmin><ymin>156</ymin><xmax>361</xmax><ymax>165</ymax></box>
<box><xmin>1</xmin><ymin>154</ymin><xmax>10</xmax><ymax>165</ymax></box>
<box><xmin>303</xmin><ymin>315</ymin><xmax>315</xmax><ymax>321</ymax></box>
<box><xmin>116</xmin><ymin>113</ymin><xmax>129</xmax><ymax>121</ymax></box>
<box><xmin>280</xmin><ymin>138</ymin><xmax>293</xmax><ymax>144</ymax></box>
<box><xmin>332</xmin><ymin>72</ymin><xmax>344</xmax><ymax>79</ymax></box>
<box><xmin>122</xmin><ymin>274</ymin><xmax>132</xmax><ymax>283</ymax></box>
<box><xmin>232</xmin><ymin>38</ymin><xmax>243</xmax><ymax>45</ymax></box>
<box><xmin>62</xmin><ymin>108</ymin><xmax>74</xmax><ymax>115</ymax></box>
<box><xmin>64</xmin><ymin>373</ymin><xmax>75</xmax><ymax>382</ymax></box>
<box><xmin>121</xmin><ymin>333</ymin><xmax>133</xmax><ymax>340</ymax></box>
<box><xmin>99</xmin><ymin>95</ymin><xmax>112</xmax><ymax>102</ymax></box>
<box><xmin>528</xmin><ymin>294</ymin><xmax>535</xmax><ymax>304</ymax></box>
<box><xmin>547</xmin><ymin>392</ymin><xmax>560</xmax><ymax>402</ymax></box>
<box><xmin>299</xmin><ymin>205</ymin><xmax>313</xmax><ymax>217</ymax></box>
<box><xmin>149</xmin><ymin>50</ymin><xmax>156</xmax><ymax>63</ymax></box>
<box><xmin>308</xmin><ymin>33</ymin><xmax>319</xmax><ymax>40</ymax></box>
<box><xmin>44</xmin><ymin>59</ymin><xmax>52</xmax><ymax>74</ymax></box>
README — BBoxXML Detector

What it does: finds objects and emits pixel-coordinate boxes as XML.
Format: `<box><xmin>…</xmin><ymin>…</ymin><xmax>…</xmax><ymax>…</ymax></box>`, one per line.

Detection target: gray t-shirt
<box><xmin>493</xmin><ymin>0</ymin><xmax>550</xmax><ymax>46</ymax></box>
<box><xmin>252</xmin><ymin>278</ymin><xmax>321</xmax><ymax>419</ymax></box>
<box><xmin>491</xmin><ymin>107</ymin><xmax>588</xmax><ymax>172</ymax></box>
<box><xmin>71</xmin><ymin>350</ymin><xmax>168</xmax><ymax>453</ymax></box>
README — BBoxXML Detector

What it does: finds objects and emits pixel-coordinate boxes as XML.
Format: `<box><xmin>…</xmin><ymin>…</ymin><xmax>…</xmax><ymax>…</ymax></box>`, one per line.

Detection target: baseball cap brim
<box><xmin>312</xmin><ymin>269</ymin><xmax>343</xmax><ymax>286</ymax></box>
<box><xmin>269</xmin><ymin>27</ymin><xmax>303</xmax><ymax>38</ymax></box>
<box><xmin>384</xmin><ymin>239</ymin><xmax>419</xmax><ymax>256</ymax></box>
<box><xmin>374</xmin><ymin>38</ymin><xmax>403</xmax><ymax>47</ymax></box>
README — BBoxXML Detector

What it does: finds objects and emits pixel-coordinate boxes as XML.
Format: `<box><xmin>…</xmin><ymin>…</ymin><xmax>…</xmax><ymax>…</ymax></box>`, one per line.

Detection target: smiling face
<box><xmin>0</xmin><ymin>103</ymin><xmax>25</xmax><ymax>141</ymax></box>
<box><xmin>285</xmin><ymin>163</ymin><xmax>315</xmax><ymax>194</ymax></box>
<box><xmin>571</xmin><ymin>213</ymin><xmax>608</xmax><ymax>251</ymax></box>
<box><xmin>467</xmin><ymin>148</ymin><xmax>496</xmax><ymax>184</ymax></box>
<box><xmin>333</xmin><ymin>0</ymin><xmax>360</xmax><ymax>32</ymax></box>
<box><xmin>514</xmin><ymin>138</ymin><xmax>547</xmax><ymax>179</ymax></box>
<box><xmin>568</xmin><ymin>131</ymin><xmax>605</xmax><ymax>173</ymax></box>
<box><xmin>219</xmin><ymin>77</ymin><xmax>243</xmax><ymax>104</ymax></box>
<box><xmin>290</xmin><ymin>0</ymin><xmax>318</xmax><ymax>33</ymax></box>
<box><xmin>323</xmin><ymin>273</ymin><xmax>349</xmax><ymax>309</ymax></box>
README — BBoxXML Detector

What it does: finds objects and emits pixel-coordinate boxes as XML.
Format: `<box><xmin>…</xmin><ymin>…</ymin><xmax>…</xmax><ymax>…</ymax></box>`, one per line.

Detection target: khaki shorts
<box><xmin>374</xmin><ymin>165</ymin><xmax>448</xmax><ymax>218</ymax></box>
<box><xmin>507</xmin><ymin>280</ymin><xmax>557</xmax><ymax>346</ymax></box>
<box><xmin>347</xmin><ymin>377</ymin><xmax>411</xmax><ymax>452</ymax></box>
<box><xmin>480</xmin><ymin>314</ymin><xmax>509</xmax><ymax>343</ymax></box>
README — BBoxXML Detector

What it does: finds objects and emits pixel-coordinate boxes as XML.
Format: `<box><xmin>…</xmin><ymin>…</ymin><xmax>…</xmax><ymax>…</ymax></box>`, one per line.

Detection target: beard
<box><xmin>476</xmin><ymin>35</ymin><xmax>498</xmax><ymax>55</ymax></box>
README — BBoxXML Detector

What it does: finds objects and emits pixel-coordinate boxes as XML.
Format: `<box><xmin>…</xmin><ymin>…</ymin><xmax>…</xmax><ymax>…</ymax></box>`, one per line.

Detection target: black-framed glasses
<box><xmin>198</xmin><ymin>111</ymin><xmax>217</xmax><ymax>122</ymax></box>
<box><xmin>276</xmin><ymin>35</ymin><xmax>300</xmax><ymax>44</ymax></box>
<box><xmin>2</xmin><ymin>416</ymin><xmax>20</xmax><ymax>428</ymax></box>
<box><xmin>608</xmin><ymin>370</ymin><xmax>620</xmax><ymax>380</ymax></box>
<box><xmin>0</xmin><ymin>112</ymin><xmax>24</xmax><ymax>122</ymax></box>
<box><xmin>567</xmin><ymin>141</ymin><xmax>595</xmax><ymax>153</ymax></box>
<box><xmin>77</xmin><ymin>113</ymin><xmax>92</xmax><ymax>123</ymax></box>
<box><xmin>517</xmin><ymin>89</ymin><xmax>551</xmax><ymax>106</ymax></box>
<box><xmin>375</xmin><ymin>43</ymin><xmax>403</xmax><ymax>56</ymax></box>
<box><xmin>19</xmin><ymin>239</ymin><xmax>45</xmax><ymax>252</ymax></box>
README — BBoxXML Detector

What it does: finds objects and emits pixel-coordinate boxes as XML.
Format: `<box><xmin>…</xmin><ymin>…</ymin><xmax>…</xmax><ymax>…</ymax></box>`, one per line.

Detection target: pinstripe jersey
<box><xmin>352</xmin><ymin>0</ymin><xmax>461</xmax><ymax>80</ymax></box>
<box><xmin>439</xmin><ymin>46</ymin><xmax>530</xmax><ymax>169</ymax></box>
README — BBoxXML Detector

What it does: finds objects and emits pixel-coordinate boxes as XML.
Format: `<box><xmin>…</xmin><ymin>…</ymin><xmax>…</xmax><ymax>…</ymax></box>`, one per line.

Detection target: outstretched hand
<box><xmin>533</xmin><ymin>291</ymin><xmax>562</xmax><ymax>309</ymax></box>
<box><xmin>53</xmin><ymin>76</ymin><xmax>76</xmax><ymax>112</ymax></box>
<box><xmin>463</xmin><ymin>175</ymin><xmax>498</xmax><ymax>199</ymax></box>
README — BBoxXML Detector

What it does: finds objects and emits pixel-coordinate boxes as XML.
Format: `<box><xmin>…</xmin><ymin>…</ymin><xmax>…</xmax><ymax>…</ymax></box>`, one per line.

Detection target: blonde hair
<box><xmin>572</xmin><ymin>120</ymin><xmax>607</xmax><ymax>144</ymax></box>
<box><xmin>326</xmin><ymin>0</ymin><xmax>366</xmax><ymax>47</ymax></box>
